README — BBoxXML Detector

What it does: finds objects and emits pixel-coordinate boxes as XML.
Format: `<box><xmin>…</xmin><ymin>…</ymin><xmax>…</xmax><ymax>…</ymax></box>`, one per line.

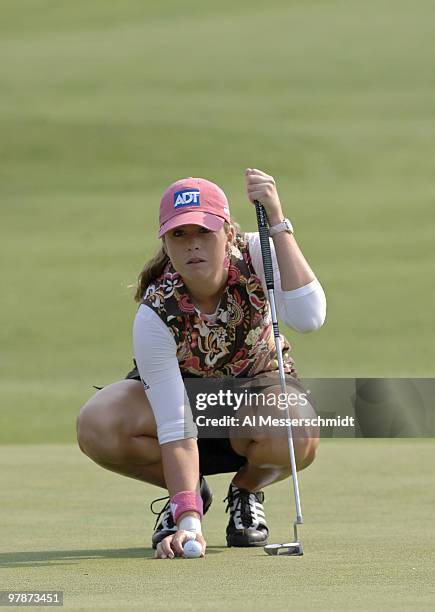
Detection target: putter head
<box><xmin>264</xmin><ymin>542</ymin><xmax>304</xmax><ymax>556</ymax></box>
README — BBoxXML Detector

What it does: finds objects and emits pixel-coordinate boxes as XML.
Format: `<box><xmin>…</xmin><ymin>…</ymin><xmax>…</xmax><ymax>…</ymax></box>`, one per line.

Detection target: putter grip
<box><xmin>254</xmin><ymin>201</ymin><xmax>274</xmax><ymax>290</ymax></box>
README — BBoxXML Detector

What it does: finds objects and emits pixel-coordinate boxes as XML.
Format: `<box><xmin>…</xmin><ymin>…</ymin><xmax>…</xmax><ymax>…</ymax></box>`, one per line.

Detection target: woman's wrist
<box><xmin>178</xmin><ymin>513</ymin><xmax>202</xmax><ymax>534</ymax></box>
<box><xmin>267</xmin><ymin>211</ymin><xmax>285</xmax><ymax>226</ymax></box>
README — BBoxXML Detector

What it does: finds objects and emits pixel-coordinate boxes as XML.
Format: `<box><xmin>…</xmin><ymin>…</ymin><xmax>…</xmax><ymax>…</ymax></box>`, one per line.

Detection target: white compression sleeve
<box><xmin>246</xmin><ymin>232</ymin><xmax>326</xmax><ymax>332</ymax></box>
<box><xmin>132</xmin><ymin>304</ymin><xmax>197</xmax><ymax>445</ymax></box>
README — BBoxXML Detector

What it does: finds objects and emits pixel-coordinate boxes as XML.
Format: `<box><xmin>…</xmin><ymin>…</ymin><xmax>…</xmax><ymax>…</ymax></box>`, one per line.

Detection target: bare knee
<box><xmin>236</xmin><ymin>384</ymin><xmax>319</xmax><ymax>472</ymax></box>
<box><xmin>245</xmin><ymin>436</ymin><xmax>319</xmax><ymax>472</ymax></box>
<box><xmin>76</xmin><ymin>394</ymin><xmax>120</xmax><ymax>462</ymax></box>
<box><xmin>76</xmin><ymin>380</ymin><xmax>156</xmax><ymax>463</ymax></box>
<box><xmin>297</xmin><ymin>437</ymin><xmax>319</xmax><ymax>470</ymax></box>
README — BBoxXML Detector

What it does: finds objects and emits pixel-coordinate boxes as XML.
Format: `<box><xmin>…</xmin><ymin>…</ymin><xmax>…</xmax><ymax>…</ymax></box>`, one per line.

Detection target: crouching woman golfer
<box><xmin>77</xmin><ymin>168</ymin><xmax>326</xmax><ymax>559</ymax></box>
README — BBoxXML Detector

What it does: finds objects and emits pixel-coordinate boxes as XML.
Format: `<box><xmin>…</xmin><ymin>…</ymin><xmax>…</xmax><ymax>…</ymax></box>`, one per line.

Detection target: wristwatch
<box><xmin>268</xmin><ymin>218</ymin><xmax>294</xmax><ymax>237</ymax></box>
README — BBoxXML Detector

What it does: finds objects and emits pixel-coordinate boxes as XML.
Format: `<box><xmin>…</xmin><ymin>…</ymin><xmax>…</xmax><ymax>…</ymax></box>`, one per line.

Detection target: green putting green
<box><xmin>1</xmin><ymin>441</ymin><xmax>434</xmax><ymax>610</ymax></box>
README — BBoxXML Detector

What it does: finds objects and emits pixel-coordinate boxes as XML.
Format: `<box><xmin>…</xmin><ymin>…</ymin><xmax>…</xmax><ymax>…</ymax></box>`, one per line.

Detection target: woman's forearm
<box><xmin>160</xmin><ymin>438</ymin><xmax>201</xmax><ymax>498</ymax></box>
<box><xmin>271</xmin><ymin>229</ymin><xmax>316</xmax><ymax>291</ymax></box>
<box><xmin>244</xmin><ymin>169</ymin><xmax>317</xmax><ymax>291</ymax></box>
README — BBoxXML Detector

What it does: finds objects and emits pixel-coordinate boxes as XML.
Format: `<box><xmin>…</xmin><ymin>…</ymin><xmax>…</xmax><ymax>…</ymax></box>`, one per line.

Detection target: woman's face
<box><xmin>163</xmin><ymin>224</ymin><xmax>232</xmax><ymax>287</ymax></box>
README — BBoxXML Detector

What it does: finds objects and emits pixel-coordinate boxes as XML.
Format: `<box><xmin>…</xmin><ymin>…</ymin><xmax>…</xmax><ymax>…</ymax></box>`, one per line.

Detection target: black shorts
<box><xmin>124</xmin><ymin>361</ymin><xmax>247</xmax><ymax>477</ymax></box>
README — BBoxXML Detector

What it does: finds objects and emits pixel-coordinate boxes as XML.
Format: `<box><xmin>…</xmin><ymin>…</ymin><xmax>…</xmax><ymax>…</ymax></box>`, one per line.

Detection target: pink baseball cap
<box><xmin>158</xmin><ymin>177</ymin><xmax>231</xmax><ymax>238</ymax></box>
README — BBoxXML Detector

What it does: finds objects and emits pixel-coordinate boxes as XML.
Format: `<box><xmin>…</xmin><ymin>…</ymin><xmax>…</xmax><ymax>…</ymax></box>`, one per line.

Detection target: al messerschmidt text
<box><xmin>196</xmin><ymin>415</ymin><xmax>355</xmax><ymax>427</ymax></box>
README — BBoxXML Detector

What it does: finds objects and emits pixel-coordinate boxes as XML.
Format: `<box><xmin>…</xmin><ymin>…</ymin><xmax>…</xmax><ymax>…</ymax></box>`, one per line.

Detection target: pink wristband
<box><xmin>170</xmin><ymin>491</ymin><xmax>203</xmax><ymax>524</ymax></box>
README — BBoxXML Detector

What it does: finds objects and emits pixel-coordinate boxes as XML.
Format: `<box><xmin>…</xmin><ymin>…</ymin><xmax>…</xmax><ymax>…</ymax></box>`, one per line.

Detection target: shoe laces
<box><xmin>150</xmin><ymin>495</ymin><xmax>175</xmax><ymax>530</ymax></box>
<box><xmin>223</xmin><ymin>487</ymin><xmax>264</xmax><ymax>529</ymax></box>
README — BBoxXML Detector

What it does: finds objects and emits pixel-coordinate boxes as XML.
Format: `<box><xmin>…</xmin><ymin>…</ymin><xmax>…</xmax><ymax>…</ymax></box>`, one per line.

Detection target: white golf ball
<box><xmin>183</xmin><ymin>539</ymin><xmax>202</xmax><ymax>558</ymax></box>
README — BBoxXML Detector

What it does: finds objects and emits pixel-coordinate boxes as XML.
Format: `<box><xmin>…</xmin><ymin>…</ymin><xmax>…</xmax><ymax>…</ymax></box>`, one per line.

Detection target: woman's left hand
<box><xmin>245</xmin><ymin>168</ymin><xmax>284</xmax><ymax>225</ymax></box>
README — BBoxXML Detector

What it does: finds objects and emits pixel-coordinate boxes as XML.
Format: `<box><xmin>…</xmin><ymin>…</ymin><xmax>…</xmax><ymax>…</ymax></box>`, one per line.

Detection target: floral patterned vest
<box><xmin>141</xmin><ymin>233</ymin><xmax>297</xmax><ymax>379</ymax></box>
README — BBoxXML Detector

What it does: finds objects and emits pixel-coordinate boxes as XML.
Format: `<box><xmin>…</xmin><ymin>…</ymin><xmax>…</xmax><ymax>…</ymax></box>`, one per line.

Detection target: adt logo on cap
<box><xmin>174</xmin><ymin>189</ymin><xmax>200</xmax><ymax>208</ymax></box>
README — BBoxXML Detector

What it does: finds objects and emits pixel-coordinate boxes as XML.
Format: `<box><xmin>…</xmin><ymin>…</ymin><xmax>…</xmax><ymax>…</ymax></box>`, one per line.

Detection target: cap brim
<box><xmin>158</xmin><ymin>211</ymin><xmax>226</xmax><ymax>238</ymax></box>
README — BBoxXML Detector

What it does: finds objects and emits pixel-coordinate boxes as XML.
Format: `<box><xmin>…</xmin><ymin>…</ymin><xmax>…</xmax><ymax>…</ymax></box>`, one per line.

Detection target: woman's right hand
<box><xmin>154</xmin><ymin>530</ymin><xmax>206</xmax><ymax>559</ymax></box>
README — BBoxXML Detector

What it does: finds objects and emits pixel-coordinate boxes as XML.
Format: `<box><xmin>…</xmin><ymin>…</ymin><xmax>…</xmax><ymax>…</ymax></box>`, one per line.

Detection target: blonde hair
<box><xmin>132</xmin><ymin>219</ymin><xmax>241</xmax><ymax>302</ymax></box>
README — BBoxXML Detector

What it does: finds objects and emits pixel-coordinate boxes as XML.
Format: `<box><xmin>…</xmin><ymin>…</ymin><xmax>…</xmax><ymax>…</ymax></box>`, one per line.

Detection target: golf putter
<box><xmin>254</xmin><ymin>201</ymin><xmax>304</xmax><ymax>557</ymax></box>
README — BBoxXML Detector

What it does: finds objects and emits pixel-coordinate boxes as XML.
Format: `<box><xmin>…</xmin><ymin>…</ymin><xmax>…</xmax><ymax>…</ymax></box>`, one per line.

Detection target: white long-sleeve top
<box><xmin>133</xmin><ymin>232</ymin><xmax>326</xmax><ymax>445</ymax></box>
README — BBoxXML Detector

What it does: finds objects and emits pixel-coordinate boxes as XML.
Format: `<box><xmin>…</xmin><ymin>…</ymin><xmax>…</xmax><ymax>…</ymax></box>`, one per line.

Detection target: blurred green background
<box><xmin>1</xmin><ymin>0</ymin><xmax>435</xmax><ymax>443</ymax></box>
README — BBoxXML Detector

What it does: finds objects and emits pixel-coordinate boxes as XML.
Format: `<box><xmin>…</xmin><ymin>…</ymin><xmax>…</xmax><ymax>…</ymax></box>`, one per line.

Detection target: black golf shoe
<box><xmin>224</xmin><ymin>483</ymin><xmax>269</xmax><ymax>547</ymax></box>
<box><xmin>150</xmin><ymin>476</ymin><xmax>213</xmax><ymax>549</ymax></box>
